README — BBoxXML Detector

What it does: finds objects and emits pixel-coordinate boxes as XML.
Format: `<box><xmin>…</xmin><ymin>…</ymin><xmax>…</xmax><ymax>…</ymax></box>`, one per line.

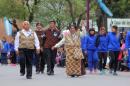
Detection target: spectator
<box><xmin>108</xmin><ymin>25</ymin><xmax>120</xmax><ymax>76</ymax></box>
<box><xmin>1</xmin><ymin>37</ymin><xmax>10</xmax><ymax>65</ymax></box>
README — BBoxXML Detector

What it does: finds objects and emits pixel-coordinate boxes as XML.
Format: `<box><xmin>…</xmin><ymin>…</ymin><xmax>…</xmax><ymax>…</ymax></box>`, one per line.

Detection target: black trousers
<box><xmin>10</xmin><ymin>51</ymin><xmax>16</xmax><ymax>64</ymax></box>
<box><xmin>109</xmin><ymin>51</ymin><xmax>119</xmax><ymax>72</ymax></box>
<box><xmin>98</xmin><ymin>52</ymin><xmax>107</xmax><ymax>71</ymax></box>
<box><xmin>35</xmin><ymin>50</ymin><xmax>46</xmax><ymax>72</ymax></box>
<box><xmin>19</xmin><ymin>49</ymin><xmax>34</xmax><ymax>77</ymax></box>
<box><xmin>1</xmin><ymin>53</ymin><xmax>7</xmax><ymax>64</ymax></box>
<box><xmin>82</xmin><ymin>49</ymin><xmax>87</xmax><ymax>67</ymax></box>
<box><xmin>44</xmin><ymin>48</ymin><xmax>57</xmax><ymax>72</ymax></box>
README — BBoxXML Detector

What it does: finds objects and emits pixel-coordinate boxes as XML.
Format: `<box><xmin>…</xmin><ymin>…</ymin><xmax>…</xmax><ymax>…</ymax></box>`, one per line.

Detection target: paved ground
<box><xmin>0</xmin><ymin>65</ymin><xmax>129</xmax><ymax>86</ymax></box>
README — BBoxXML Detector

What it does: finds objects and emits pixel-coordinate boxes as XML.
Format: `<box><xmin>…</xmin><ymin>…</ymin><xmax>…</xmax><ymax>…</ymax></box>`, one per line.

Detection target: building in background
<box><xmin>107</xmin><ymin>18</ymin><xmax>130</xmax><ymax>32</ymax></box>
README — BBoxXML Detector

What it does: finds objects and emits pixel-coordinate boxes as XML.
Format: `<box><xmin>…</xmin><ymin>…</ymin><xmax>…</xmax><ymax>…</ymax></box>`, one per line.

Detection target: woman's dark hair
<box><xmin>112</xmin><ymin>25</ymin><xmax>118</xmax><ymax>31</ymax></box>
<box><xmin>49</xmin><ymin>20</ymin><xmax>56</xmax><ymax>24</ymax></box>
<box><xmin>68</xmin><ymin>24</ymin><xmax>77</xmax><ymax>30</ymax></box>
<box><xmin>89</xmin><ymin>28</ymin><xmax>95</xmax><ymax>34</ymax></box>
<box><xmin>36</xmin><ymin>22</ymin><xmax>43</xmax><ymax>27</ymax></box>
<box><xmin>100</xmin><ymin>26</ymin><xmax>106</xmax><ymax>31</ymax></box>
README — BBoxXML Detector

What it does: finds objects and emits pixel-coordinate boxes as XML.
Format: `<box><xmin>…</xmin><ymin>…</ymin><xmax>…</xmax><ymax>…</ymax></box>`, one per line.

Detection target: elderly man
<box><xmin>15</xmin><ymin>21</ymin><xmax>40</xmax><ymax>79</ymax></box>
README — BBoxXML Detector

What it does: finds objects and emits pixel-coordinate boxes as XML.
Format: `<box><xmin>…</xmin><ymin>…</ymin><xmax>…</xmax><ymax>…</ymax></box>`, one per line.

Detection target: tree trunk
<box><xmin>76</xmin><ymin>10</ymin><xmax>86</xmax><ymax>28</ymax></box>
<box><xmin>66</xmin><ymin>0</ymin><xmax>75</xmax><ymax>25</ymax></box>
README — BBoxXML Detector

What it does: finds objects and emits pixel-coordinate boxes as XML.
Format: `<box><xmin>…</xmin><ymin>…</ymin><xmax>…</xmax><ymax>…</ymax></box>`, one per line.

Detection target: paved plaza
<box><xmin>0</xmin><ymin>65</ymin><xmax>129</xmax><ymax>86</ymax></box>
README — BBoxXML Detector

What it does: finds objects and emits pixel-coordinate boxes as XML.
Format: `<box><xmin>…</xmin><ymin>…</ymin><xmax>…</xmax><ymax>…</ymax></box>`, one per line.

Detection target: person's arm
<box><xmin>54</xmin><ymin>37</ymin><xmax>65</xmax><ymax>48</ymax></box>
<box><xmin>8</xmin><ymin>19</ymin><xmax>13</xmax><ymax>24</ymax></box>
<box><xmin>80</xmin><ymin>26</ymin><xmax>87</xmax><ymax>37</ymax></box>
<box><xmin>14</xmin><ymin>32</ymin><xmax>20</xmax><ymax>51</ymax></box>
<box><xmin>125</xmin><ymin>32</ymin><xmax>129</xmax><ymax>49</ymax></box>
<box><xmin>34</xmin><ymin>32</ymin><xmax>40</xmax><ymax>50</ymax></box>
<box><xmin>107</xmin><ymin>33</ymin><xmax>110</xmax><ymax>49</ymax></box>
<box><xmin>7</xmin><ymin>43</ymin><xmax>10</xmax><ymax>52</ymax></box>
<box><xmin>7</xmin><ymin>43</ymin><xmax>10</xmax><ymax>56</ymax></box>
<box><xmin>83</xmin><ymin>35</ymin><xmax>88</xmax><ymax>54</ymax></box>
<box><xmin>106</xmin><ymin>34</ymin><xmax>109</xmax><ymax>51</ymax></box>
<box><xmin>15</xmin><ymin>24</ymin><xmax>19</xmax><ymax>32</ymax></box>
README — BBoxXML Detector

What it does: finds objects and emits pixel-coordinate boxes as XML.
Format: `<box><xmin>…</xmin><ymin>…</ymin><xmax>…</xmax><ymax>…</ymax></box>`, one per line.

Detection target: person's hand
<box><xmin>40</xmin><ymin>48</ymin><xmax>43</xmax><ymax>52</ymax></box>
<box><xmin>81</xmin><ymin>20</ymin><xmax>85</xmax><ymax>27</ymax></box>
<box><xmin>126</xmin><ymin>50</ymin><xmax>128</xmax><ymax>56</ymax></box>
<box><xmin>36</xmin><ymin>49</ymin><xmax>40</xmax><ymax>54</ymax></box>
<box><xmin>52</xmin><ymin>46</ymin><xmax>55</xmax><ymax>50</ymax></box>
<box><xmin>84</xmin><ymin>50</ymin><xmax>87</xmax><ymax>55</ymax></box>
<box><xmin>16</xmin><ymin>50</ymin><xmax>19</xmax><ymax>56</ymax></box>
<box><xmin>7</xmin><ymin>52</ymin><xmax>10</xmax><ymax>57</ymax></box>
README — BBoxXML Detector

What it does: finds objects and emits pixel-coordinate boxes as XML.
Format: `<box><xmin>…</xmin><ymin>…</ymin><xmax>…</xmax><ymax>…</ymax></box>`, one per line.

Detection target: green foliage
<box><xmin>0</xmin><ymin>0</ymin><xmax>129</xmax><ymax>29</ymax></box>
<box><xmin>34</xmin><ymin>0</ymin><xmax>88</xmax><ymax>29</ymax></box>
<box><xmin>0</xmin><ymin>0</ymin><xmax>28</xmax><ymax>20</ymax></box>
<box><xmin>106</xmin><ymin>0</ymin><xmax>130</xmax><ymax>18</ymax></box>
<box><xmin>34</xmin><ymin>0</ymin><xmax>69</xmax><ymax>29</ymax></box>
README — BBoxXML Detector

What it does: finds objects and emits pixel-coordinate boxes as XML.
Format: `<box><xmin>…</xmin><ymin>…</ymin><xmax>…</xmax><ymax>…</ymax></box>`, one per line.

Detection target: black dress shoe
<box><xmin>47</xmin><ymin>72</ymin><xmax>51</xmax><ymax>75</ymax></box>
<box><xmin>36</xmin><ymin>71</ymin><xmax>40</xmax><ymax>74</ymax></box>
<box><xmin>113</xmin><ymin>72</ymin><xmax>118</xmax><ymax>76</ymax></box>
<box><xmin>20</xmin><ymin>73</ymin><xmax>25</xmax><ymax>76</ymax></box>
<box><xmin>70</xmin><ymin>75</ymin><xmax>75</xmax><ymax>78</ymax></box>
<box><xmin>41</xmin><ymin>71</ymin><xmax>44</xmax><ymax>74</ymax></box>
<box><xmin>75</xmin><ymin>75</ymin><xmax>80</xmax><ymax>77</ymax></box>
<box><xmin>50</xmin><ymin>71</ymin><xmax>54</xmax><ymax>75</ymax></box>
<box><xmin>26</xmin><ymin>76</ymin><xmax>32</xmax><ymax>79</ymax></box>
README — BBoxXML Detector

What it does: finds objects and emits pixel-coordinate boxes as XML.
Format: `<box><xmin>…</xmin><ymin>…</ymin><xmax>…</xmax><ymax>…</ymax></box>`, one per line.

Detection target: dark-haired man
<box><xmin>43</xmin><ymin>21</ymin><xmax>60</xmax><ymax>75</ymax></box>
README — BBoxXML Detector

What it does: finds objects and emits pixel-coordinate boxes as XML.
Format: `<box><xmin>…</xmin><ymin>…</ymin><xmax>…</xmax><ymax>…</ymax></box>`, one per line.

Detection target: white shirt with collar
<box><xmin>14</xmin><ymin>29</ymin><xmax>40</xmax><ymax>51</ymax></box>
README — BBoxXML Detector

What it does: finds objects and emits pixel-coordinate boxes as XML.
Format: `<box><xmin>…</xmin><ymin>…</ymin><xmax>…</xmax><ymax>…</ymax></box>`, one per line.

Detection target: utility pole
<box><xmin>86</xmin><ymin>0</ymin><xmax>90</xmax><ymax>32</ymax></box>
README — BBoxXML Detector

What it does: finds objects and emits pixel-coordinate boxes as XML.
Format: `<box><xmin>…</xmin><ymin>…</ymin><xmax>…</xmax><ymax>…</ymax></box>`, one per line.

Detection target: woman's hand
<box><xmin>52</xmin><ymin>46</ymin><xmax>55</xmax><ymax>50</ymax></box>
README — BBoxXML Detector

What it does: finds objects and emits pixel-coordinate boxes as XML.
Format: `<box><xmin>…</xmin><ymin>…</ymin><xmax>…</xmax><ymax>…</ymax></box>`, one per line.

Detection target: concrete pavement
<box><xmin>0</xmin><ymin>65</ymin><xmax>129</xmax><ymax>86</ymax></box>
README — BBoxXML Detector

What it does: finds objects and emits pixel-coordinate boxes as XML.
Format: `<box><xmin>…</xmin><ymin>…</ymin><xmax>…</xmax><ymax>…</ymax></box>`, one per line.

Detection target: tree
<box><xmin>22</xmin><ymin>0</ymin><xmax>41</xmax><ymax>22</ymax></box>
<box><xmin>0</xmin><ymin>0</ymin><xmax>28</xmax><ymax>20</ymax></box>
<box><xmin>34</xmin><ymin>0</ymin><xmax>91</xmax><ymax>29</ymax></box>
<box><xmin>96</xmin><ymin>0</ymin><xmax>130</xmax><ymax>30</ymax></box>
<box><xmin>65</xmin><ymin>0</ymin><xmax>86</xmax><ymax>28</ymax></box>
<box><xmin>34</xmin><ymin>0</ymin><xmax>69</xmax><ymax>29</ymax></box>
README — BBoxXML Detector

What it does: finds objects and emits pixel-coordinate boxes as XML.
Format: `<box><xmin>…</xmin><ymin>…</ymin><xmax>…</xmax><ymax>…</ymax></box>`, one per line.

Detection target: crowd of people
<box><xmin>0</xmin><ymin>20</ymin><xmax>130</xmax><ymax>79</ymax></box>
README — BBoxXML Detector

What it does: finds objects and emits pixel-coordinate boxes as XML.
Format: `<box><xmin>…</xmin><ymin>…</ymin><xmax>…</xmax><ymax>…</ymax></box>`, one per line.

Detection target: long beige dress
<box><xmin>55</xmin><ymin>29</ymin><xmax>85</xmax><ymax>76</ymax></box>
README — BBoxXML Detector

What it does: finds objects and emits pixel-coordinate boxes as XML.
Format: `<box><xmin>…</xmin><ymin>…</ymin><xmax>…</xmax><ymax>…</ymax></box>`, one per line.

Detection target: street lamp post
<box><xmin>86</xmin><ymin>0</ymin><xmax>90</xmax><ymax>32</ymax></box>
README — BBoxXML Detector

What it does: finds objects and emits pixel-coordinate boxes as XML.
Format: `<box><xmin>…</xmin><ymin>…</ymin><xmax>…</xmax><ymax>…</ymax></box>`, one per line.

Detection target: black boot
<box><xmin>26</xmin><ymin>76</ymin><xmax>32</xmax><ymax>79</ymax></box>
<box><xmin>70</xmin><ymin>75</ymin><xmax>75</xmax><ymax>78</ymax></box>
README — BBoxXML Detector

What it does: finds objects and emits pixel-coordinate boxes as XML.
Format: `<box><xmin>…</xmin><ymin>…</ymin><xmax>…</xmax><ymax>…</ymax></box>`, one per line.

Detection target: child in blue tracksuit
<box><xmin>108</xmin><ymin>26</ymin><xmax>120</xmax><ymax>76</ymax></box>
<box><xmin>97</xmin><ymin>27</ymin><xmax>108</xmax><ymax>74</ymax></box>
<box><xmin>81</xmin><ymin>35</ymin><xmax>87</xmax><ymax>56</ymax></box>
<box><xmin>125</xmin><ymin>31</ymin><xmax>130</xmax><ymax>69</ymax></box>
<box><xmin>1</xmin><ymin>37</ymin><xmax>10</xmax><ymax>64</ymax></box>
<box><xmin>84</xmin><ymin>29</ymin><xmax>98</xmax><ymax>74</ymax></box>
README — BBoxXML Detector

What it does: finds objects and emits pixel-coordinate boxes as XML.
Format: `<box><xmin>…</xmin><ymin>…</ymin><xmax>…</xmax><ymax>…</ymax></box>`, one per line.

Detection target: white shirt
<box><xmin>14</xmin><ymin>29</ymin><xmax>40</xmax><ymax>51</ymax></box>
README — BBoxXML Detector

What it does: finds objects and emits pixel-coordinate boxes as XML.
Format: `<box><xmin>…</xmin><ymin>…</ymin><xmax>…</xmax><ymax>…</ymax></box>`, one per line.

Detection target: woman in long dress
<box><xmin>52</xmin><ymin>25</ymin><xmax>86</xmax><ymax>77</ymax></box>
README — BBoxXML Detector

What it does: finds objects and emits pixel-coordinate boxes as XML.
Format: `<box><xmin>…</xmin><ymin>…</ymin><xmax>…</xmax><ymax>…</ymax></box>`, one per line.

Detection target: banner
<box><xmin>97</xmin><ymin>0</ymin><xmax>113</xmax><ymax>17</ymax></box>
<box><xmin>4</xmin><ymin>17</ymin><xmax>12</xmax><ymax>36</ymax></box>
<box><xmin>107</xmin><ymin>18</ymin><xmax>130</xmax><ymax>31</ymax></box>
